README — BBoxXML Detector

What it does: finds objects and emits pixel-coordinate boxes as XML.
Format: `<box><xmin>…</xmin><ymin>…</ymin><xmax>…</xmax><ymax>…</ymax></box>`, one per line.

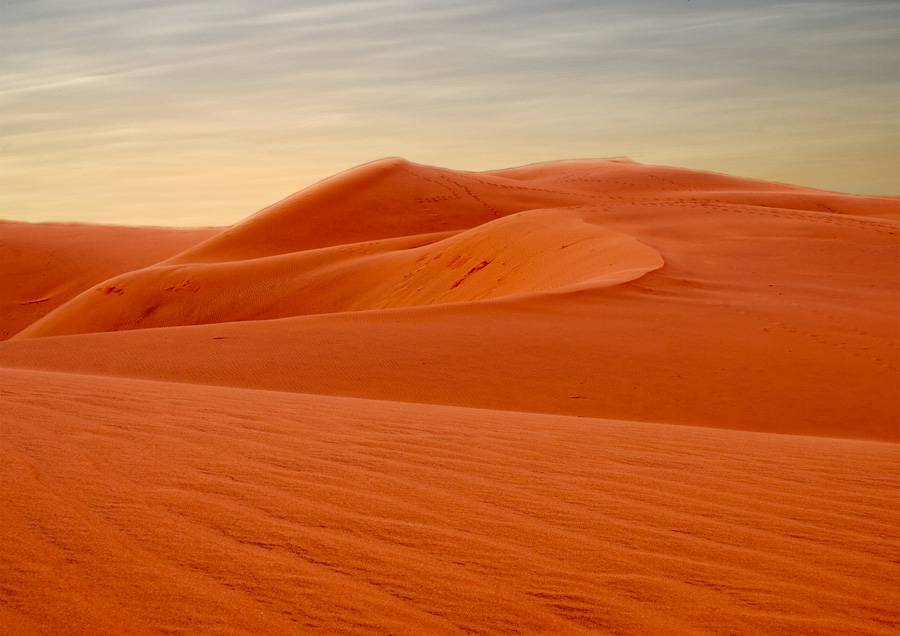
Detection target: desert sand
<box><xmin>0</xmin><ymin>221</ymin><xmax>216</xmax><ymax>340</ymax></box>
<box><xmin>1</xmin><ymin>158</ymin><xmax>898</xmax><ymax>634</ymax></box>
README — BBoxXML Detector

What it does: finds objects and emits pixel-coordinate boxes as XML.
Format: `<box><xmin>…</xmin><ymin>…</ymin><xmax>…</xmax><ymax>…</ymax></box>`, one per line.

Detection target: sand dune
<box><xmin>12</xmin><ymin>159</ymin><xmax>899</xmax><ymax>339</ymax></box>
<box><xmin>2</xmin><ymin>367</ymin><xmax>898</xmax><ymax>635</ymax></box>
<box><xmin>15</xmin><ymin>208</ymin><xmax>663</xmax><ymax>335</ymax></box>
<box><xmin>163</xmin><ymin>157</ymin><xmax>900</xmax><ymax>264</ymax></box>
<box><xmin>485</xmin><ymin>159</ymin><xmax>900</xmax><ymax>219</ymax></box>
<box><xmin>0</xmin><ymin>221</ymin><xmax>216</xmax><ymax>340</ymax></box>
<box><xmin>2</xmin><ymin>158</ymin><xmax>898</xmax><ymax>633</ymax></box>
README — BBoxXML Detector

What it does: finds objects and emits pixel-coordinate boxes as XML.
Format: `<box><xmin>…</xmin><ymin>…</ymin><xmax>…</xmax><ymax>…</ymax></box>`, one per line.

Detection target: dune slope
<box><xmin>0</xmin><ymin>221</ymin><xmax>216</xmax><ymax>339</ymax></box>
<box><xmin>2</xmin><ymin>367</ymin><xmax>898</xmax><ymax>635</ymax></box>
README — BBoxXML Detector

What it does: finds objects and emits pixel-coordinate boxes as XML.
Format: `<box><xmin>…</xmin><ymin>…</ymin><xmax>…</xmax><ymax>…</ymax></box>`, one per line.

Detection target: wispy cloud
<box><xmin>1</xmin><ymin>0</ymin><xmax>897</xmax><ymax>224</ymax></box>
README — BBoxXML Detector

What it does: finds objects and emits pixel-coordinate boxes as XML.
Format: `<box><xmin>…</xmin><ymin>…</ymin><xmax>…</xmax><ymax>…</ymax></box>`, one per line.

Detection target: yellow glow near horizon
<box><xmin>2</xmin><ymin>1</ymin><xmax>898</xmax><ymax>226</ymax></box>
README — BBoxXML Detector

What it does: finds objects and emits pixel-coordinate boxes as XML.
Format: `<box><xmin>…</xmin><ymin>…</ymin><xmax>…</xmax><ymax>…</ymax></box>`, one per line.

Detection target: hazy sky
<box><xmin>2</xmin><ymin>0</ymin><xmax>898</xmax><ymax>226</ymax></box>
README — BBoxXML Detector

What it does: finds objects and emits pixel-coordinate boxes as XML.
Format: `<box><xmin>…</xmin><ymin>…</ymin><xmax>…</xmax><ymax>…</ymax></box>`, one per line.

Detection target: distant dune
<box><xmin>1</xmin><ymin>158</ymin><xmax>898</xmax><ymax>634</ymax></box>
<box><xmin>0</xmin><ymin>221</ymin><xmax>216</xmax><ymax>339</ymax></box>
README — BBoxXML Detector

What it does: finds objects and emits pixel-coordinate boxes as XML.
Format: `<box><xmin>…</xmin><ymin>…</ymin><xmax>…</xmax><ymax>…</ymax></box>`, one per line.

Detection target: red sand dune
<box><xmin>1</xmin><ymin>158</ymin><xmax>898</xmax><ymax>634</ymax></box>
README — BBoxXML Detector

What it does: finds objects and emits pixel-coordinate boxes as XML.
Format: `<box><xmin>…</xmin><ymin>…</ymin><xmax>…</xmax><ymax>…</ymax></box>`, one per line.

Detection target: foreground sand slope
<box><xmin>0</xmin><ymin>221</ymin><xmax>216</xmax><ymax>339</ymax></box>
<box><xmin>2</xmin><ymin>367</ymin><xmax>898</xmax><ymax>635</ymax></box>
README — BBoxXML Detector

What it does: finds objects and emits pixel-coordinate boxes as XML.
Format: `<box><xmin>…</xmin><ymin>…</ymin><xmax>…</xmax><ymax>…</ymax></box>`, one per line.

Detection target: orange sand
<box><xmin>0</xmin><ymin>221</ymin><xmax>216</xmax><ymax>340</ymax></box>
<box><xmin>1</xmin><ymin>158</ymin><xmax>898</xmax><ymax>633</ymax></box>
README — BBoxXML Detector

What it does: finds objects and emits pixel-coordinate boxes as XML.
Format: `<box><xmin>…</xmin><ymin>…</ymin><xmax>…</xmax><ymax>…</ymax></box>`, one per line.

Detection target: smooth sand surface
<box><xmin>2</xmin><ymin>367</ymin><xmax>898</xmax><ymax>635</ymax></box>
<box><xmin>1</xmin><ymin>158</ymin><xmax>898</xmax><ymax>633</ymax></box>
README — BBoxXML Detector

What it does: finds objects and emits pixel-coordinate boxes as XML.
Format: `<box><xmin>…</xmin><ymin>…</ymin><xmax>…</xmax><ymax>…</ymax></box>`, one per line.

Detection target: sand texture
<box><xmin>1</xmin><ymin>158</ymin><xmax>898</xmax><ymax>634</ymax></box>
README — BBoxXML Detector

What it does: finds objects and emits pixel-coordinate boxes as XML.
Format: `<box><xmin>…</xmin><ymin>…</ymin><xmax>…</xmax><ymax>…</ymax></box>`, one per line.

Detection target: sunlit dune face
<box><xmin>1</xmin><ymin>0</ymin><xmax>898</xmax><ymax>226</ymax></box>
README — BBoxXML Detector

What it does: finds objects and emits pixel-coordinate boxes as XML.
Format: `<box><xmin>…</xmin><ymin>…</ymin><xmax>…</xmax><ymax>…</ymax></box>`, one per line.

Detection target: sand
<box><xmin>1</xmin><ymin>158</ymin><xmax>898</xmax><ymax>633</ymax></box>
<box><xmin>0</xmin><ymin>221</ymin><xmax>216</xmax><ymax>340</ymax></box>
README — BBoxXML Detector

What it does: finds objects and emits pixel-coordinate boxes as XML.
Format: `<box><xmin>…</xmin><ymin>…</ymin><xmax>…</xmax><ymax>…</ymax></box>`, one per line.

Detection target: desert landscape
<box><xmin>1</xmin><ymin>157</ymin><xmax>898</xmax><ymax>634</ymax></box>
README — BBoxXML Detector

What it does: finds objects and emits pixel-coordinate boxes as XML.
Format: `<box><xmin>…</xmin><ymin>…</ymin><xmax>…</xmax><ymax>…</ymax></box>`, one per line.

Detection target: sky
<box><xmin>1</xmin><ymin>0</ymin><xmax>898</xmax><ymax>226</ymax></box>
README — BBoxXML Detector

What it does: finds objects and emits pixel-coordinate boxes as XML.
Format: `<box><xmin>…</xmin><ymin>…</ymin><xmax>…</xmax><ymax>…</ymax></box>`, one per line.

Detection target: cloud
<box><xmin>1</xmin><ymin>0</ymin><xmax>897</xmax><ymax>224</ymax></box>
